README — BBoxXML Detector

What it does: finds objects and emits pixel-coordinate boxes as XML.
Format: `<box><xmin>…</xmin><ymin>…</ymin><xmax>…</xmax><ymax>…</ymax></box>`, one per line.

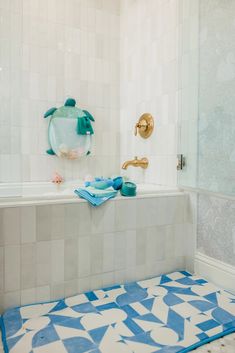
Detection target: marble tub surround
<box><xmin>0</xmin><ymin>193</ymin><xmax>194</xmax><ymax>312</ymax></box>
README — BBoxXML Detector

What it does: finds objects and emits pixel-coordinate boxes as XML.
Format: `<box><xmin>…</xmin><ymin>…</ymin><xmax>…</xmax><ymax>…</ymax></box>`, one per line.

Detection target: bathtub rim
<box><xmin>0</xmin><ymin>189</ymin><xmax>185</xmax><ymax>207</ymax></box>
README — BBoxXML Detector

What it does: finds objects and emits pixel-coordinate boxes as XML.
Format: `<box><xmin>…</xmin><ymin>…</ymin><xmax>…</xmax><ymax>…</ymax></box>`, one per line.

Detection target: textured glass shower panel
<box><xmin>198</xmin><ymin>0</ymin><xmax>235</xmax><ymax>196</ymax></box>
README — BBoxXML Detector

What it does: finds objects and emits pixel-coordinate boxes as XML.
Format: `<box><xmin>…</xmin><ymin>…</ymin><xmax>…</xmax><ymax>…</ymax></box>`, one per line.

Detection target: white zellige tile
<box><xmin>21</xmin><ymin>206</ymin><xmax>36</xmax><ymax>244</ymax></box>
<box><xmin>4</xmin><ymin>245</ymin><xmax>21</xmax><ymax>292</ymax></box>
<box><xmin>51</xmin><ymin>240</ymin><xmax>64</xmax><ymax>284</ymax></box>
<box><xmin>2</xmin><ymin>208</ymin><xmax>21</xmax><ymax>245</ymax></box>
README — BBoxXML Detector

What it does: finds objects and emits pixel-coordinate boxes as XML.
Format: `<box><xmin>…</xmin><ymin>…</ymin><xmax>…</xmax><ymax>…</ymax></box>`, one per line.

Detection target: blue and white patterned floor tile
<box><xmin>1</xmin><ymin>271</ymin><xmax>235</xmax><ymax>353</ymax></box>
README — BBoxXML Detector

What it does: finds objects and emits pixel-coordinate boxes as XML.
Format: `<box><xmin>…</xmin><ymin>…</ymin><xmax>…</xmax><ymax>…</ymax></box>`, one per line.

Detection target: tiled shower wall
<box><xmin>120</xmin><ymin>0</ymin><xmax>179</xmax><ymax>185</ymax></box>
<box><xmin>0</xmin><ymin>1</ymin><xmax>120</xmax><ymax>182</ymax></box>
<box><xmin>0</xmin><ymin>193</ymin><xmax>193</xmax><ymax>311</ymax></box>
<box><xmin>0</xmin><ymin>0</ymin><xmax>183</xmax><ymax>185</ymax></box>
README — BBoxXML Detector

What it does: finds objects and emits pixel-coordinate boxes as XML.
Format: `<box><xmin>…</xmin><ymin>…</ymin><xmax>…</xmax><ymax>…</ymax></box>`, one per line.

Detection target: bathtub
<box><xmin>0</xmin><ymin>180</ymin><xmax>192</xmax><ymax>312</ymax></box>
<box><xmin>0</xmin><ymin>180</ymin><xmax>180</xmax><ymax>205</ymax></box>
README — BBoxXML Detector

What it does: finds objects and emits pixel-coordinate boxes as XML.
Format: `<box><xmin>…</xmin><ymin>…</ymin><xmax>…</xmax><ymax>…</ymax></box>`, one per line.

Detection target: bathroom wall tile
<box><xmin>90</xmin><ymin>274</ymin><xmax>103</xmax><ymax>291</ymax></box>
<box><xmin>114</xmin><ymin>231</ymin><xmax>126</xmax><ymax>270</ymax></box>
<box><xmin>114</xmin><ymin>269</ymin><xmax>126</xmax><ymax>284</ymax></box>
<box><xmin>91</xmin><ymin>202</ymin><xmax>115</xmax><ymax>234</ymax></box>
<box><xmin>64</xmin><ymin>280</ymin><xmax>78</xmax><ymax>298</ymax></box>
<box><xmin>21</xmin><ymin>288</ymin><xmax>36</xmax><ymax>306</ymax></box>
<box><xmin>2</xmin><ymin>208</ymin><xmax>21</xmax><ymax>245</ymax></box>
<box><xmin>78</xmin><ymin>236</ymin><xmax>91</xmax><ymax>278</ymax></box>
<box><xmin>103</xmin><ymin>233</ymin><xmax>115</xmax><ymax>273</ymax></box>
<box><xmin>64</xmin><ymin>239</ymin><xmax>78</xmax><ymax>281</ymax></box>
<box><xmin>120</xmin><ymin>0</ymin><xmax>179</xmax><ymax>186</ymax></box>
<box><xmin>36</xmin><ymin>285</ymin><xmax>50</xmax><ymax>302</ymax></box>
<box><xmin>21</xmin><ymin>206</ymin><xmax>36</xmax><ymax>244</ymax></box>
<box><xmin>78</xmin><ymin>277</ymin><xmax>90</xmax><ymax>294</ymax></box>
<box><xmin>146</xmin><ymin>226</ymin><xmax>166</xmax><ymax>264</ymax></box>
<box><xmin>51</xmin><ymin>283</ymin><xmax>65</xmax><ymax>301</ymax></box>
<box><xmin>51</xmin><ymin>205</ymin><xmax>65</xmax><ymax>240</ymax></box>
<box><xmin>21</xmin><ymin>243</ymin><xmax>36</xmax><ymax>289</ymax></box>
<box><xmin>102</xmin><ymin>272</ymin><xmax>115</xmax><ymax>288</ymax></box>
<box><xmin>165</xmin><ymin>225</ymin><xmax>175</xmax><ymax>261</ymax></box>
<box><xmin>0</xmin><ymin>1</ymin><xmax>120</xmax><ymax>183</ymax></box>
<box><xmin>64</xmin><ymin>204</ymin><xmax>80</xmax><ymax>238</ymax></box>
<box><xmin>136</xmin><ymin>229</ymin><xmax>147</xmax><ymax>266</ymax></box>
<box><xmin>51</xmin><ymin>240</ymin><xmax>64</xmax><ymax>284</ymax></box>
<box><xmin>78</xmin><ymin>203</ymin><xmax>92</xmax><ymax>235</ymax></box>
<box><xmin>3</xmin><ymin>291</ymin><xmax>20</xmax><ymax>310</ymax></box>
<box><xmin>36</xmin><ymin>263</ymin><xmax>51</xmax><ymax>287</ymax></box>
<box><xmin>115</xmin><ymin>199</ymin><xmax>136</xmax><ymax>231</ymax></box>
<box><xmin>136</xmin><ymin>198</ymin><xmax>154</xmax><ymax>228</ymax></box>
<box><xmin>155</xmin><ymin>195</ymin><xmax>186</xmax><ymax>226</ymax></box>
<box><xmin>36</xmin><ymin>206</ymin><xmax>52</xmax><ymax>241</ymax></box>
<box><xmin>173</xmin><ymin>224</ymin><xmax>188</xmax><ymax>257</ymax></box>
<box><xmin>136</xmin><ymin>198</ymin><xmax>160</xmax><ymax>229</ymax></box>
<box><xmin>91</xmin><ymin>234</ymin><xmax>103</xmax><ymax>275</ymax></box>
<box><xmin>125</xmin><ymin>230</ymin><xmax>136</xmax><ymax>268</ymax></box>
<box><xmin>4</xmin><ymin>245</ymin><xmax>20</xmax><ymax>292</ymax></box>
<box><xmin>36</xmin><ymin>241</ymin><xmax>51</xmax><ymax>265</ymax></box>
<box><xmin>36</xmin><ymin>241</ymin><xmax>51</xmax><ymax>286</ymax></box>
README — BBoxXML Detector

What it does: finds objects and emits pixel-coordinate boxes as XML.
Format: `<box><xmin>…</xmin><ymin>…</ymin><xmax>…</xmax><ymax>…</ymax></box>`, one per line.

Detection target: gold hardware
<box><xmin>134</xmin><ymin>113</ymin><xmax>154</xmax><ymax>138</ymax></box>
<box><xmin>122</xmin><ymin>156</ymin><xmax>149</xmax><ymax>170</ymax></box>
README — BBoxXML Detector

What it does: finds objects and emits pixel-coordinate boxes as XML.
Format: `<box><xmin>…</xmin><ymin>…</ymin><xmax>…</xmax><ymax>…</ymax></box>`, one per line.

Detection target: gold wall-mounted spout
<box><xmin>135</xmin><ymin>113</ymin><xmax>154</xmax><ymax>138</ymax></box>
<box><xmin>122</xmin><ymin>157</ymin><xmax>149</xmax><ymax>170</ymax></box>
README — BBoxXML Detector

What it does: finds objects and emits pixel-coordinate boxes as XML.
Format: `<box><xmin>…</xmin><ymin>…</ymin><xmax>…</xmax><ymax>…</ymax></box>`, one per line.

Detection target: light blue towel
<box><xmin>85</xmin><ymin>186</ymin><xmax>117</xmax><ymax>198</ymax></box>
<box><xmin>74</xmin><ymin>188</ymin><xmax>117</xmax><ymax>207</ymax></box>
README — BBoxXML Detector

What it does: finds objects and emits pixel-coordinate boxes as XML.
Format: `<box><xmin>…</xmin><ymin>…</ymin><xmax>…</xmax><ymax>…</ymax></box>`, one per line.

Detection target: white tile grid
<box><xmin>0</xmin><ymin>194</ymin><xmax>196</xmax><ymax>311</ymax></box>
<box><xmin>0</xmin><ymin>1</ymin><xmax>120</xmax><ymax>183</ymax></box>
<box><xmin>1</xmin><ymin>0</ymin><xmax>185</xmax><ymax>186</ymax></box>
<box><xmin>120</xmin><ymin>0</ymin><xmax>179</xmax><ymax>186</ymax></box>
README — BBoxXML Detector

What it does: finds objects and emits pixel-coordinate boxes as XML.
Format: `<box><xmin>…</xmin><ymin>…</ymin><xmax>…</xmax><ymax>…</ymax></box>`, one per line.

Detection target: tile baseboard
<box><xmin>195</xmin><ymin>251</ymin><xmax>235</xmax><ymax>294</ymax></box>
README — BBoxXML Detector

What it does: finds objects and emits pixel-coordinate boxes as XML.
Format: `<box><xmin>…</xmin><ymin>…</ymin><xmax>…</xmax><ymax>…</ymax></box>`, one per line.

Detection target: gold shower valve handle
<box><xmin>134</xmin><ymin>113</ymin><xmax>154</xmax><ymax>138</ymax></box>
<box><xmin>134</xmin><ymin>123</ymin><xmax>138</xmax><ymax>136</ymax></box>
<box><xmin>134</xmin><ymin>120</ymin><xmax>147</xmax><ymax>136</ymax></box>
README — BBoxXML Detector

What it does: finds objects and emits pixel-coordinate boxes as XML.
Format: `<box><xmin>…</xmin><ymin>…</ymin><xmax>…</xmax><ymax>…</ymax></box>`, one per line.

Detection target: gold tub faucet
<box><xmin>122</xmin><ymin>156</ymin><xmax>149</xmax><ymax>170</ymax></box>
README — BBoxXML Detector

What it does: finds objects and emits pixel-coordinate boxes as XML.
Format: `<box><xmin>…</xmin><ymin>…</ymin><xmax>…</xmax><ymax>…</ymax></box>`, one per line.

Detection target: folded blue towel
<box><xmin>74</xmin><ymin>189</ymin><xmax>117</xmax><ymax>207</ymax></box>
<box><xmin>85</xmin><ymin>186</ymin><xmax>117</xmax><ymax>198</ymax></box>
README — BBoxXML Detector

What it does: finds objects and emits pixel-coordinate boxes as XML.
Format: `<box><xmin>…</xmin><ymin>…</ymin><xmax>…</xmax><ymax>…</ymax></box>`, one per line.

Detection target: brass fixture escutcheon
<box><xmin>134</xmin><ymin>113</ymin><xmax>154</xmax><ymax>138</ymax></box>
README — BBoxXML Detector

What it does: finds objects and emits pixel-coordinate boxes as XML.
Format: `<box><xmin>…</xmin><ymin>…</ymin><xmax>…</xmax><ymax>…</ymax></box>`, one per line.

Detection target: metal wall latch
<box><xmin>177</xmin><ymin>154</ymin><xmax>186</xmax><ymax>170</ymax></box>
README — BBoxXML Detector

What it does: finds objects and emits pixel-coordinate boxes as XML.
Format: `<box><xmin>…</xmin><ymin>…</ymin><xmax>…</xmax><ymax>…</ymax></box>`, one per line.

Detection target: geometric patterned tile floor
<box><xmin>1</xmin><ymin>271</ymin><xmax>235</xmax><ymax>353</ymax></box>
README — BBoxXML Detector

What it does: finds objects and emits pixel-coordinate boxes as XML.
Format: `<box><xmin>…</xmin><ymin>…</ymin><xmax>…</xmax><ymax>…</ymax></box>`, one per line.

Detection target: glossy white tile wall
<box><xmin>177</xmin><ymin>0</ymin><xmax>199</xmax><ymax>188</ymax></box>
<box><xmin>0</xmin><ymin>193</ymin><xmax>194</xmax><ymax>311</ymax></box>
<box><xmin>0</xmin><ymin>0</ymin><xmax>120</xmax><ymax>182</ymax></box>
<box><xmin>120</xmin><ymin>0</ymin><xmax>179</xmax><ymax>185</ymax></box>
<box><xmin>0</xmin><ymin>0</ymin><xmax>185</xmax><ymax>185</ymax></box>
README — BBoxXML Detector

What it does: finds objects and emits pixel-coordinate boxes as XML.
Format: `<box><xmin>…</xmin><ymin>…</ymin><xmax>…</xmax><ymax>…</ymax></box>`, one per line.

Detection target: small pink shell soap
<box><xmin>52</xmin><ymin>172</ymin><xmax>63</xmax><ymax>184</ymax></box>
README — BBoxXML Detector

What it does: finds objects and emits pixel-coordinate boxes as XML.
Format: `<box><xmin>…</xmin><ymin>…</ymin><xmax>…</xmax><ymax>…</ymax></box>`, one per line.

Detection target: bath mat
<box><xmin>1</xmin><ymin>271</ymin><xmax>235</xmax><ymax>353</ymax></box>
